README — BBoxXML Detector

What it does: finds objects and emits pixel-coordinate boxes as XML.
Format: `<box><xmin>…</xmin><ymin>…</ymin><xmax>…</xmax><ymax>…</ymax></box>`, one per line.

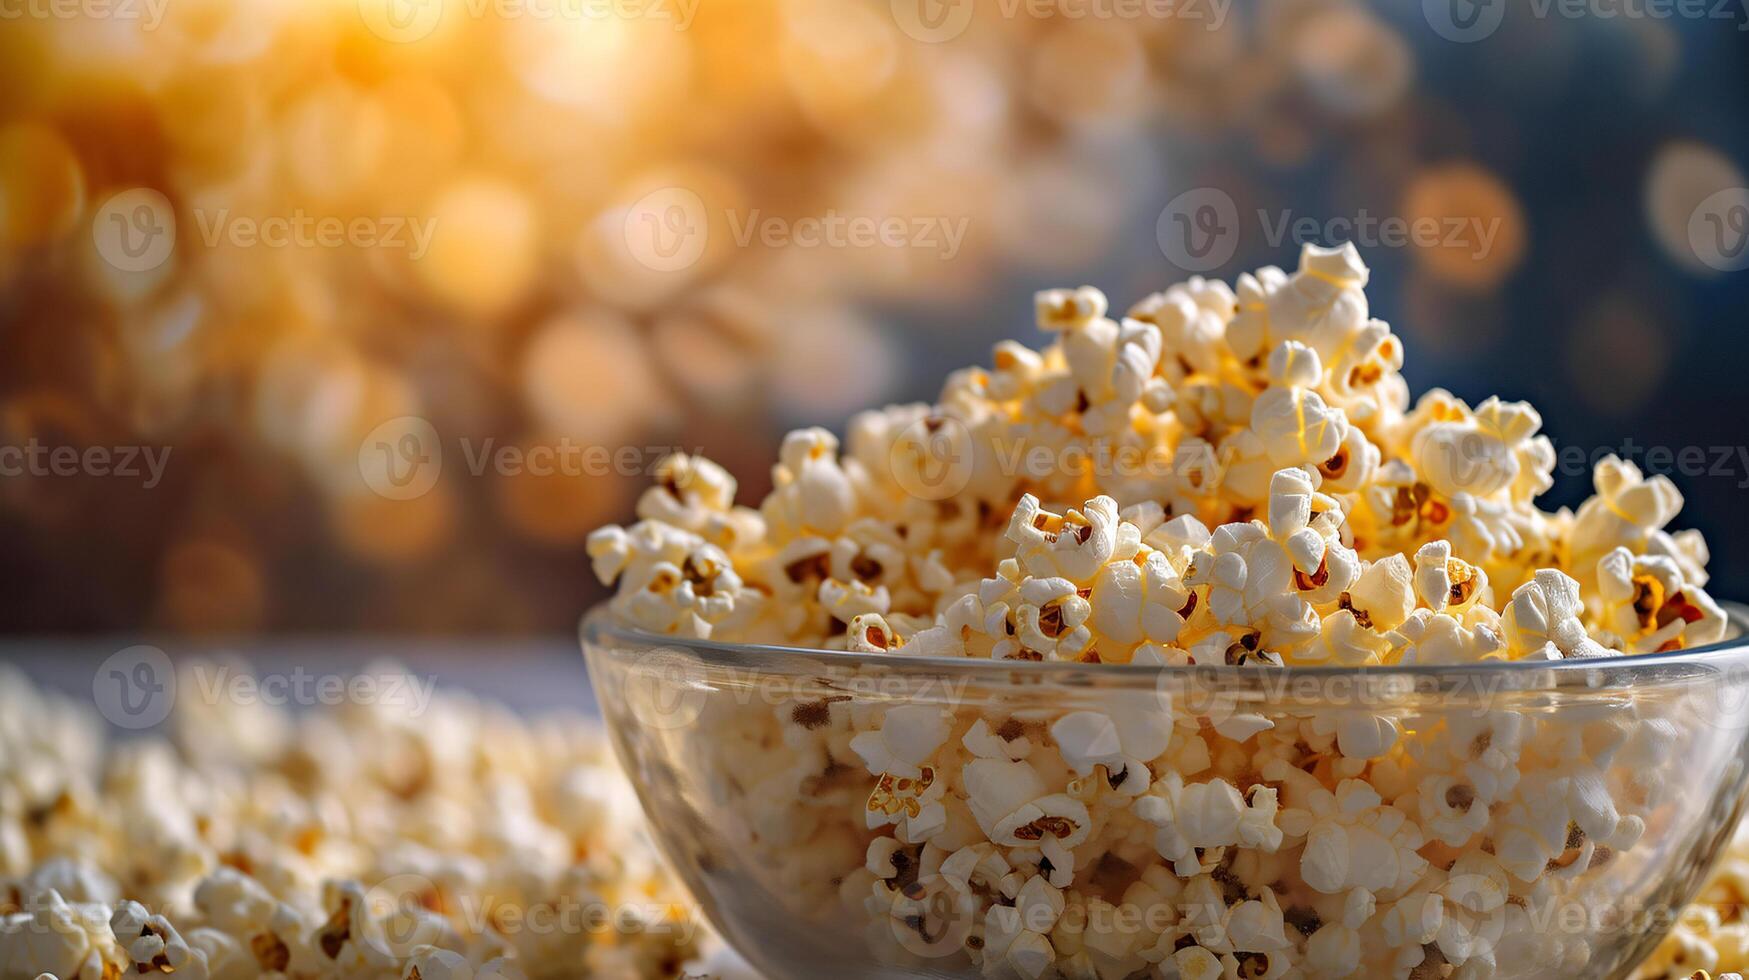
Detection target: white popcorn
<box><xmin>850</xmin><ymin>704</ymin><xmax>951</xmax><ymax>779</ymax></box>
<box><xmin>1171</xmin><ymin>944</ymin><xmax>1226</xmax><ymax>980</ymax></box>
<box><xmin>1502</xmin><ymin>569</ymin><xmax>1610</xmax><ymax>659</ymax></box>
<box><xmin>1411</xmin><ymin>396</ymin><xmax>1548</xmax><ymax>503</ymax></box>
<box><xmin>1569</xmin><ymin>456</ymin><xmax>1686</xmax><ymax>571</ymax></box>
<box><xmin>1088</xmin><ymin>549</ymin><xmax>1192</xmax><ymax>653</ymax></box>
<box><xmin>989</xmin><ymin>793</ymin><xmax>1091</xmax><ymax>850</ymax></box>
<box><xmin>636</xmin><ymin>452</ymin><xmax>763</xmax><ymax>551</ymax></box>
<box><xmin>865</xmin><ymin>766</ymin><xmax>948</xmax><ymax>843</ymax></box>
<box><xmin>403</xmin><ymin>944</ymin><xmax>473</xmax><ymax>979</ymax></box>
<box><xmin>1412</xmin><ymin>539</ymin><xmax>1486</xmax><ymax>614</ymax></box>
<box><xmin>1049</xmin><ymin>703</ymin><xmax>1170</xmax><ymax>795</ymax></box>
<box><xmin>1595</xmin><ymin>546</ymin><xmax>1727</xmax><ymax>653</ymax></box>
<box><xmin>1035</xmin><ymin>286</ymin><xmax>1109</xmax><ymax>331</ymax></box>
<box><xmin>1006</xmin><ymin>495</ymin><xmax>1125</xmax><ymax>585</ymax></box>
<box><xmin>111</xmin><ymin>900</ymin><xmax>196</xmax><ymax>973</ymax></box>
<box><xmin>1251</xmin><ymin>383</ymin><xmax>1345</xmax><ymax>470</ymax></box>
<box><xmin>1304</xmin><ymin>920</ymin><xmax>1362</xmax><ymax>977</ymax></box>
<box><xmin>1014</xmin><ymin>577</ymin><xmax>1095</xmax><ymax>660</ymax></box>
<box><xmin>1348</xmin><ymin>554</ymin><xmax>1414</xmax><ymax>631</ymax></box>
<box><xmin>764</xmin><ymin>427</ymin><xmax>858</xmax><ymax>540</ymax></box>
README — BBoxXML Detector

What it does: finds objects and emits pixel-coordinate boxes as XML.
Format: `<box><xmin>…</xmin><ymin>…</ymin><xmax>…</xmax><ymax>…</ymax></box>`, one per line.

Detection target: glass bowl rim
<box><xmin>581</xmin><ymin>600</ymin><xmax>1749</xmax><ymax>686</ymax></box>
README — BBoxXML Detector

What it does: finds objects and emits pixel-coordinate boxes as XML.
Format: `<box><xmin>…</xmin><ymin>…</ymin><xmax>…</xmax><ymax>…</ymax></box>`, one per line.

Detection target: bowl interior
<box><xmin>582</xmin><ymin>604</ymin><xmax>1749</xmax><ymax>980</ymax></box>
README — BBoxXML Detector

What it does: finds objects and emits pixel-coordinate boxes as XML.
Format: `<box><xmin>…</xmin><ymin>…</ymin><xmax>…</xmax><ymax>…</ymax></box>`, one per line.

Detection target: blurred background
<box><xmin>2</xmin><ymin>0</ymin><xmax>1747</xmax><ymax>636</ymax></box>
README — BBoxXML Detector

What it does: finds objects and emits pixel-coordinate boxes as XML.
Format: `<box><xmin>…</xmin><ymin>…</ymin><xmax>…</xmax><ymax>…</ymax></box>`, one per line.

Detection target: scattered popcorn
<box><xmin>569</xmin><ymin>243</ymin><xmax>1736</xmax><ymax>979</ymax></box>
<box><xmin>0</xmin><ymin>665</ymin><xmax>703</xmax><ymax>980</ymax></box>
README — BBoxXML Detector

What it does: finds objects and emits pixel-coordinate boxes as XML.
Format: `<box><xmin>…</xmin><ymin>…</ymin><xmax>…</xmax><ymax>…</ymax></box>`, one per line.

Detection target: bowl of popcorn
<box><xmin>581</xmin><ymin>244</ymin><xmax>1749</xmax><ymax>980</ymax></box>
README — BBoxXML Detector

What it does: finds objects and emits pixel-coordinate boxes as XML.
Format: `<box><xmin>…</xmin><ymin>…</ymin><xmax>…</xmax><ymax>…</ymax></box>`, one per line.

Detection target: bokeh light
<box><xmin>4</xmin><ymin>0</ymin><xmax>1749</xmax><ymax>630</ymax></box>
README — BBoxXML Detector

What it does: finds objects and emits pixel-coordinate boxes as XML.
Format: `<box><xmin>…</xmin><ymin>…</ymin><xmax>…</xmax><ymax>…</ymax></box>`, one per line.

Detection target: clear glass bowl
<box><xmin>582</xmin><ymin>606</ymin><xmax>1749</xmax><ymax>980</ymax></box>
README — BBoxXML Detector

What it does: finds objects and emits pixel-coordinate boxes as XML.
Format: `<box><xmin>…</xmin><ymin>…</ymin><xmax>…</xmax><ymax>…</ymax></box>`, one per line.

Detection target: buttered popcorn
<box><xmin>588</xmin><ymin>244</ymin><xmax>1741</xmax><ymax>979</ymax></box>
<box><xmin>0</xmin><ymin>666</ymin><xmax>703</xmax><ymax>980</ymax></box>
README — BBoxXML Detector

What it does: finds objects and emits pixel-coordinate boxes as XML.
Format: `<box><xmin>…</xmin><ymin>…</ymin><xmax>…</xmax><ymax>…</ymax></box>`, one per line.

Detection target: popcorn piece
<box><xmin>1347</xmin><ymin>554</ymin><xmax>1415</xmax><ymax>632</ymax></box>
<box><xmin>111</xmin><ymin>900</ymin><xmax>195</xmax><ymax>974</ymax></box>
<box><xmin>1502</xmin><ymin>569</ymin><xmax>1610</xmax><ymax>660</ymax></box>
<box><xmin>851</xmin><ymin>704</ymin><xmax>952</xmax><ymax>779</ymax></box>
<box><xmin>1035</xmin><ymin>286</ymin><xmax>1109</xmax><ymax>330</ymax></box>
<box><xmin>1570</xmin><ymin>456</ymin><xmax>1686</xmax><ymax>573</ymax></box>
<box><xmin>1595</xmin><ymin>546</ymin><xmax>1727</xmax><ymax>653</ymax></box>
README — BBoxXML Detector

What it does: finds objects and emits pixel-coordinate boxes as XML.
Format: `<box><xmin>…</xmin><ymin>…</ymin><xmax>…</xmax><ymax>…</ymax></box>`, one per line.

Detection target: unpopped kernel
<box><xmin>590</xmin><ymin>244</ymin><xmax>1737</xmax><ymax>978</ymax></box>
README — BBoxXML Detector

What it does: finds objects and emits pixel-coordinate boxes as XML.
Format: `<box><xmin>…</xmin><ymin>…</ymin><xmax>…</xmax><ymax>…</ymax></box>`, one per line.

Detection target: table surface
<box><xmin>4</xmin><ymin>634</ymin><xmax>603</xmax><ymax>718</ymax></box>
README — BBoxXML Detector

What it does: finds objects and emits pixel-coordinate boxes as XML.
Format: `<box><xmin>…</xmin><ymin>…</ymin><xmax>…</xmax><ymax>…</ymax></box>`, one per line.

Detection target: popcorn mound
<box><xmin>587</xmin><ymin>244</ymin><xmax>1744</xmax><ymax>979</ymax></box>
<box><xmin>0</xmin><ymin>665</ymin><xmax>703</xmax><ymax>980</ymax></box>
